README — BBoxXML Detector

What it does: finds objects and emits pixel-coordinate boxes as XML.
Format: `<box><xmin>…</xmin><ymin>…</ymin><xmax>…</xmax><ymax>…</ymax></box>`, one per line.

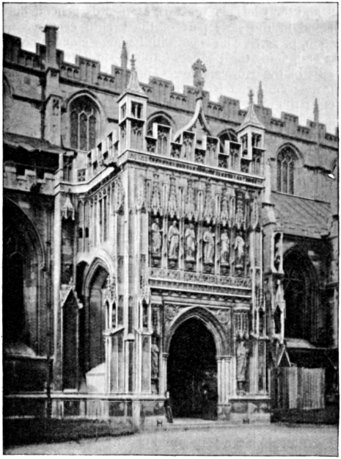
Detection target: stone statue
<box><xmin>236</xmin><ymin>340</ymin><xmax>249</xmax><ymax>390</ymax></box>
<box><xmin>203</xmin><ymin>227</ymin><xmax>215</xmax><ymax>264</ymax></box>
<box><xmin>168</xmin><ymin>221</ymin><xmax>180</xmax><ymax>260</ymax></box>
<box><xmin>221</xmin><ymin>230</ymin><xmax>230</xmax><ymax>265</ymax></box>
<box><xmin>151</xmin><ymin>338</ymin><xmax>160</xmax><ymax>379</ymax></box>
<box><xmin>234</xmin><ymin>232</ymin><xmax>245</xmax><ymax>267</ymax></box>
<box><xmin>185</xmin><ymin>224</ymin><xmax>196</xmax><ymax>261</ymax></box>
<box><xmin>151</xmin><ymin>219</ymin><xmax>162</xmax><ymax>257</ymax></box>
<box><xmin>183</xmin><ymin>137</ymin><xmax>193</xmax><ymax>159</ymax></box>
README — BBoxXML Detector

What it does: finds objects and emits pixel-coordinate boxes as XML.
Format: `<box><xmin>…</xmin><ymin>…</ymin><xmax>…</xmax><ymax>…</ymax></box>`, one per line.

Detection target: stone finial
<box><xmin>121</xmin><ymin>41</ymin><xmax>128</xmax><ymax>69</ymax></box>
<box><xmin>248</xmin><ymin>89</ymin><xmax>254</xmax><ymax>106</ymax></box>
<box><xmin>126</xmin><ymin>54</ymin><xmax>144</xmax><ymax>94</ymax></box>
<box><xmin>192</xmin><ymin>59</ymin><xmax>207</xmax><ymax>95</ymax></box>
<box><xmin>258</xmin><ymin>81</ymin><xmax>264</xmax><ymax>107</ymax></box>
<box><xmin>314</xmin><ymin>98</ymin><xmax>319</xmax><ymax>124</ymax></box>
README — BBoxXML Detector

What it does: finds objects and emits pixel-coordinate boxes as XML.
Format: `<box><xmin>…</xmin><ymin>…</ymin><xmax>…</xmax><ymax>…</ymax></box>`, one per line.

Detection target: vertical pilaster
<box><xmin>52</xmin><ymin>155</ymin><xmax>63</xmax><ymax>390</ymax></box>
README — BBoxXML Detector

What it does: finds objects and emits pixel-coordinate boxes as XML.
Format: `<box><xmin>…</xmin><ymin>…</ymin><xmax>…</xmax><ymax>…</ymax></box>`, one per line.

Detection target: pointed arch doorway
<box><xmin>167</xmin><ymin>318</ymin><xmax>218</xmax><ymax>419</ymax></box>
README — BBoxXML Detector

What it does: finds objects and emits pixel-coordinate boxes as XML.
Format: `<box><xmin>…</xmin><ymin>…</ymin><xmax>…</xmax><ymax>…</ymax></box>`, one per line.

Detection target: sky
<box><xmin>3</xmin><ymin>2</ymin><xmax>338</xmax><ymax>132</ymax></box>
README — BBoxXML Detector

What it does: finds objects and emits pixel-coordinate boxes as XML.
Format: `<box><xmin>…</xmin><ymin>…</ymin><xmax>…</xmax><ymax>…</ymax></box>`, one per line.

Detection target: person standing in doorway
<box><xmin>164</xmin><ymin>391</ymin><xmax>173</xmax><ymax>423</ymax></box>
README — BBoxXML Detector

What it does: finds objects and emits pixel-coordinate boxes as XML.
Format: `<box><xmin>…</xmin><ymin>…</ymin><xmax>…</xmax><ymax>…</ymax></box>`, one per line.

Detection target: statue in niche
<box><xmin>151</xmin><ymin>336</ymin><xmax>160</xmax><ymax>379</ymax></box>
<box><xmin>168</xmin><ymin>221</ymin><xmax>180</xmax><ymax>260</ymax></box>
<box><xmin>185</xmin><ymin>223</ymin><xmax>196</xmax><ymax>261</ymax></box>
<box><xmin>151</xmin><ymin>218</ymin><xmax>162</xmax><ymax>258</ymax></box>
<box><xmin>203</xmin><ymin>226</ymin><xmax>215</xmax><ymax>264</ymax></box>
<box><xmin>183</xmin><ymin>137</ymin><xmax>193</xmax><ymax>159</ymax></box>
<box><xmin>236</xmin><ymin>340</ymin><xmax>249</xmax><ymax>392</ymax></box>
<box><xmin>221</xmin><ymin>230</ymin><xmax>230</xmax><ymax>265</ymax></box>
<box><xmin>234</xmin><ymin>232</ymin><xmax>245</xmax><ymax>267</ymax></box>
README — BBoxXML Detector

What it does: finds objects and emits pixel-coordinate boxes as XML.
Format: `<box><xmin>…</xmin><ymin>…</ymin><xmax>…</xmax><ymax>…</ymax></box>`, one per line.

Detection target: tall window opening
<box><xmin>70</xmin><ymin>96</ymin><xmax>99</xmax><ymax>151</ymax></box>
<box><xmin>283</xmin><ymin>249</ymin><xmax>318</xmax><ymax>342</ymax></box>
<box><xmin>277</xmin><ymin>146</ymin><xmax>297</xmax><ymax>194</ymax></box>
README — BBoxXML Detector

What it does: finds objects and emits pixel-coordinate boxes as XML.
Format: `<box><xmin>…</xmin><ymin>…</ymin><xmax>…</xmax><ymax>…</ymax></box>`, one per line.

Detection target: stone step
<box><xmin>144</xmin><ymin>418</ymin><xmax>243</xmax><ymax>432</ymax></box>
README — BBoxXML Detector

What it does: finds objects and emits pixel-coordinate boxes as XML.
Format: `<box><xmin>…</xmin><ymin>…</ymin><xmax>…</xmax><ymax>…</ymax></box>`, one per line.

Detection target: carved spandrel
<box><xmin>210</xmin><ymin>308</ymin><xmax>231</xmax><ymax>332</ymax></box>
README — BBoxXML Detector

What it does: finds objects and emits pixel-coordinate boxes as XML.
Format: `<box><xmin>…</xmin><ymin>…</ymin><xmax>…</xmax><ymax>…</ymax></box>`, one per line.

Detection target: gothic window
<box><xmin>70</xmin><ymin>96</ymin><xmax>99</xmax><ymax>151</ymax></box>
<box><xmin>277</xmin><ymin>146</ymin><xmax>297</xmax><ymax>194</ymax></box>
<box><xmin>131</xmin><ymin>101</ymin><xmax>142</xmax><ymax>119</ymax></box>
<box><xmin>218</xmin><ymin>129</ymin><xmax>237</xmax><ymax>153</ymax></box>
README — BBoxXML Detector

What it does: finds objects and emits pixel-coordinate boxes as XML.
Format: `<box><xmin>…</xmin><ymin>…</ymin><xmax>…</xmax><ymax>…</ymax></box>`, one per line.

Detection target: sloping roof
<box><xmin>4</xmin><ymin>132</ymin><xmax>66</xmax><ymax>154</ymax></box>
<box><xmin>272</xmin><ymin>191</ymin><xmax>331</xmax><ymax>238</ymax></box>
<box><xmin>238</xmin><ymin>102</ymin><xmax>264</xmax><ymax>131</ymax></box>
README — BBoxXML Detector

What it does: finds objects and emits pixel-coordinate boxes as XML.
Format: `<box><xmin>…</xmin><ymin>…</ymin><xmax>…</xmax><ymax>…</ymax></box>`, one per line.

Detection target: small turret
<box><xmin>237</xmin><ymin>89</ymin><xmax>265</xmax><ymax>172</ymax></box>
<box><xmin>117</xmin><ymin>54</ymin><xmax>148</xmax><ymax>155</ymax></box>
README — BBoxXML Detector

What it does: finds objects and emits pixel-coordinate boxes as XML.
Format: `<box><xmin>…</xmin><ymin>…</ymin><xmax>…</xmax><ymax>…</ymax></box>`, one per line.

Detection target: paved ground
<box><xmin>5</xmin><ymin>423</ymin><xmax>338</xmax><ymax>455</ymax></box>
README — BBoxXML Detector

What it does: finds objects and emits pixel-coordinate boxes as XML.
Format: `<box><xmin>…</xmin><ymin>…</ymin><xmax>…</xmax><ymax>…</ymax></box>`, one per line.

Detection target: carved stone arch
<box><xmin>283</xmin><ymin>245</ymin><xmax>320</xmax><ymax>343</ymax></box>
<box><xmin>3</xmin><ymin>198</ymin><xmax>46</xmax><ymax>354</ymax></box>
<box><xmin>146</xmin><ymin>111</ymin><xmax>175</xmax><ymax>135</ymax></box>
<box><xmin>82</xmin><ymin>257</ymin><xmax>112</xmax><ymax>372</ymax></box>
<box><xmin>165</xmin><ymin>306</ymin><xmax>228</xmax><ymax>356</ymax></box>
<box><xmin>63</xmin><ymin>90</ymin><xmax>106</xmax><ymax>150</ymax></box>
<box><xmin>84</xmin><ymin>251</ymin><xmax>115</xmax><ymax>293</ymax></box>
<box><xmin>4</xmin><ymin>198</ymin><xmax>45</xmax><ymax>267</ymax></box>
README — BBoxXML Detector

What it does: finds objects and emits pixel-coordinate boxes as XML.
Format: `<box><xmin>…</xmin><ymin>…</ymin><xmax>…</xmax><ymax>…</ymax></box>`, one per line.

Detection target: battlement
<box><xmin>3</xmin><ymin>31</ymin><xmax>338</xmax><ymax>146</ymax></box>
<box><xmin>4</xmin><ymin>163</ymin><xmax>55</xmax><ymax>194</ymax></box>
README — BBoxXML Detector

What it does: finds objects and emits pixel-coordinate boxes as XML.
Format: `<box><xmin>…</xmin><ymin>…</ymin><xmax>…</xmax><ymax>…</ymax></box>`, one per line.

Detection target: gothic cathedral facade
<box><xmin>3</xmin><ymin>27</ymin><xmax>338</xmax><ymax>424</ymax></box>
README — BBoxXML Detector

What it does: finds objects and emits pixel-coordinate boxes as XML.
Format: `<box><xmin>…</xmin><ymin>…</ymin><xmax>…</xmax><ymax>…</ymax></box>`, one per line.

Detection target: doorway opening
<box><xmin>167</xmin><ymin>318</ymin><xmax>217</xmax><ymax>419</ymax></box>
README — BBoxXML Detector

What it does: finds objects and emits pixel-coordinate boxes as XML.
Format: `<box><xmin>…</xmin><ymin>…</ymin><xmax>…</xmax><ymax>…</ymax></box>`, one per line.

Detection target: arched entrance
<box><xmin>167</xmin><ymin>318</ymin><xmax>217</xmax><ymax>419</ymax></box>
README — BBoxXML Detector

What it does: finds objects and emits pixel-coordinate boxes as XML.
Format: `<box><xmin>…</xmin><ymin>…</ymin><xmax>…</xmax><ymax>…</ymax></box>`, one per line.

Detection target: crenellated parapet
<box><xmin>3</xmin><ymin>31</ymin><xmax>338</xmax><ymax>147</ymax></box>
<box><xmin>3</xmin><ymin>164</ymin><xmax>55</xmax><ymax>194</ymax></box>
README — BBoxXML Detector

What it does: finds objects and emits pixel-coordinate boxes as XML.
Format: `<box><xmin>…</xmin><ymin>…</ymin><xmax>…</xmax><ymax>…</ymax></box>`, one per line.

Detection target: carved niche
<box><xmin>114</xmin><ymin>178</ymin><xmax>125</xmax><ymax>214</ymax></box>
<box><xmin>150</xmin><ymin>174</ymin><xmax>162</xmax><ymax>216</ymax></box>
<box><xmin>167</xmin><ymin>177</ymin><xmax>178</xmax><ymax>219</ymax></box>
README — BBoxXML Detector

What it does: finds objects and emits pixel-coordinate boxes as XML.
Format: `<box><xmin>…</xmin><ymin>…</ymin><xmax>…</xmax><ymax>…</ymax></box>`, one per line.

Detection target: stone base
<box><xmin>218</xmin><ymin>396</ymin><xmax>270</xmax><ymax>423</ymax></box>
<box><xmin>4</xmin><ymin>394</ymin><xmax>271</xmax><ymax>426</ymax></box>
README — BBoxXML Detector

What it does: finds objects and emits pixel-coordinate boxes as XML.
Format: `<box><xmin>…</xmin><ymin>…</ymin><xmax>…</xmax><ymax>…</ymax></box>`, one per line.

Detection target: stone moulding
<box><xmin>149</xmin><ymin>267</ymin><xmax>252</xmax><ymax>288</ymax></box>
<box><xmin>120</xmin><ymin>150</ymin><xmax>264</xmax><ymax>188</ymax></box>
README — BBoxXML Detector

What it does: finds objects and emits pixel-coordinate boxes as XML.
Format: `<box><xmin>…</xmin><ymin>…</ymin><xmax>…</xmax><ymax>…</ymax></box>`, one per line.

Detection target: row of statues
<box><xmin>151</xmin><ymin>219</ymin><xmax>245</xmax><ymax>266</ymax></box>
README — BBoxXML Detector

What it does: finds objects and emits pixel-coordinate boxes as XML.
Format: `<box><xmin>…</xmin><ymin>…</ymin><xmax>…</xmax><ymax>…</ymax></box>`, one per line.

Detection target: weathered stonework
<box><xmin>3</xmin><ymin>26</ymin><xmax>338</xmax><ymax>425</ymax></box>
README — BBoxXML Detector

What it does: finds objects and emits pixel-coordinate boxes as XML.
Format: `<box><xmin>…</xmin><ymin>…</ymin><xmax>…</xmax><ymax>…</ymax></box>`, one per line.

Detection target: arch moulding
<box><xmin>165</xmin><ymin>306</ymin><xmax>229</xmax><ymax>357</ymax></box>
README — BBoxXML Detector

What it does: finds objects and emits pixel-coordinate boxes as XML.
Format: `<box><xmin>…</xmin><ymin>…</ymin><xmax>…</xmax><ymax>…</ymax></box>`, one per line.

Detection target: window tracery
<box><xmin>69</xmin><ymin>97</ymin><xmax>99</xmax><ymax>151</ymax></box>
<box><xmin>277</xmin><ymin>146</ymin><xmax>297</xmax><ymax>194</ymax></box>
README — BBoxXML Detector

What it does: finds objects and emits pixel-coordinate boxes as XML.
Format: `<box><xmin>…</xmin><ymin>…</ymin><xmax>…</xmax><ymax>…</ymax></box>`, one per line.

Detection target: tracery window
<box><xmin>277</xmin><ymin>146</ymin><xmax>297</xmax><ymax>194</ymax></box>
<box><xmin>70</xmin><ymin>97</ymin><xmax>99</xmax><ymax>151</ymax></box>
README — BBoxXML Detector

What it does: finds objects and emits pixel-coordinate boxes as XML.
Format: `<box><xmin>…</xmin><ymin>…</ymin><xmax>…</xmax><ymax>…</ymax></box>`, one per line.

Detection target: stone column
<box><xmin>52</xmin><ymin>156</ymin><xmax>63</xmax><ymax>390</ymax></box>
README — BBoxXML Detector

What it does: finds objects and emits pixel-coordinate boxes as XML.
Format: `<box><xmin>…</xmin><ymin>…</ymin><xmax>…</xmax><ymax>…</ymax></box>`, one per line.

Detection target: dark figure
<box><xmin>202</xmin><ymin>384</ymin><xmax>210</xmax><ymax>419</ymax></box>
<box><xmin>164</xmin><ymin>391</ymin><xmax>173</xmax><ymax>423</ymax></box>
